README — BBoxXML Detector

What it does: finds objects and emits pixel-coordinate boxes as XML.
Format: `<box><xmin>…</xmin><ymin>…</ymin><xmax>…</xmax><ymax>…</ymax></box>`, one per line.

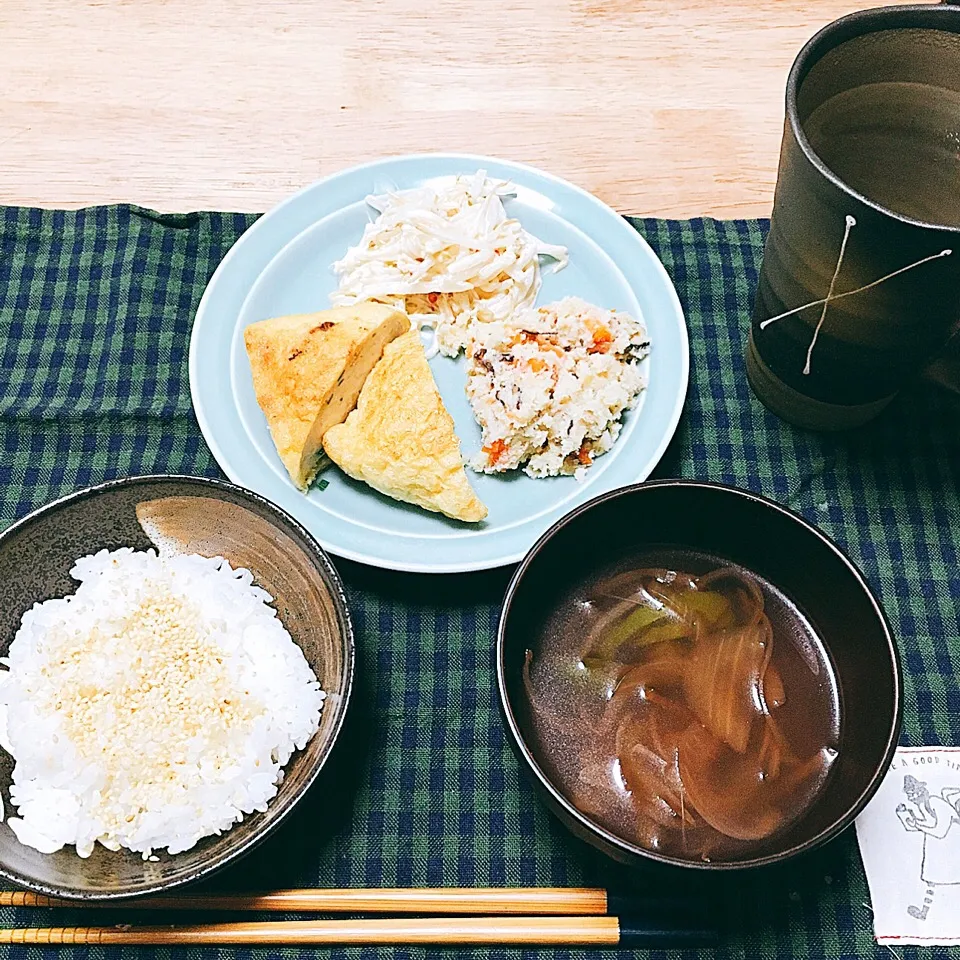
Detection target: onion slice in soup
<box><xmin>616</xmin><ymin>710</ymin><xmax>695</xmax><ymax>827</ymax></box>
<box><xmin>676</xmin><ymin>721</ymin><xmax>785</xmax><ymax>841</ymax></box>
<box><xmin>682</xmin><ymin>615</ymin><xmax>772</xmax><ymax>754</ymax></box>
<box><xmin>676</xmin><ymin>717</ymin><xmax>830</xmax><ymax>841</ymax></box>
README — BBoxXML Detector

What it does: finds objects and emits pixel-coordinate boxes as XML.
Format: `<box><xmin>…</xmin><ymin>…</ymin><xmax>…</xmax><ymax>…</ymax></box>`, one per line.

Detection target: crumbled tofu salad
<box><xmin>466</xmin><ymin>297</ymin><xmax>650</xmax><ymax>478</ymax></box>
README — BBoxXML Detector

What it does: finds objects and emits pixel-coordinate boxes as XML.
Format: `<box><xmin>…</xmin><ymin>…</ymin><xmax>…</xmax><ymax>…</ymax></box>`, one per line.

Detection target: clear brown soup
<box><xmin>522</xmin><ymin>549</ymin><xmax>841</xmax><ymax>863</ymax></box>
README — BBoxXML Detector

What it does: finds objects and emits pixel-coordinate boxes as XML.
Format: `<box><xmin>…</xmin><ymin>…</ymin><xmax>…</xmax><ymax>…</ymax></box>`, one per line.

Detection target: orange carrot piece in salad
<box><xmin>588</xmin><ymin>326</ymin><xmax>614</xmax><ymax>354</ymax></box>
<box><xmin>484</xmin><ymin>438</ymin><xmax>509</xmax><ymax>464</ymax></box>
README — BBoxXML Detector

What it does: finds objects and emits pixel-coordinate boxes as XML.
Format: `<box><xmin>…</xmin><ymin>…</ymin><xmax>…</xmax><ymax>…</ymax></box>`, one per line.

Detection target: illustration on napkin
<box><xmin>896</xmin><ymin>774</ymin><xmax>960</xmax><ymax>920</ymax></box>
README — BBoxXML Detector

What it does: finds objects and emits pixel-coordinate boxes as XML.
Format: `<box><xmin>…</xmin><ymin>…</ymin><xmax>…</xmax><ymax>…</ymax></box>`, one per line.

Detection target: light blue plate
<box><xmin>190</xmin><ymin>154</ymin><xmax>688</xmax><ymax>573</ymax></box>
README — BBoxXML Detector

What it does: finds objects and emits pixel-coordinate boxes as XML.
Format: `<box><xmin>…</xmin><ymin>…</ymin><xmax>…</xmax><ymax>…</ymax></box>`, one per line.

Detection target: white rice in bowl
<box><xmin>466</xmin><ymin>297</ymin><xmax>650</xmax><ymax>478</ymax></box>
<box><xmin>0</xmin><ymin>548</ymin><xmax>326</xmax><ymax>860</ymax></box>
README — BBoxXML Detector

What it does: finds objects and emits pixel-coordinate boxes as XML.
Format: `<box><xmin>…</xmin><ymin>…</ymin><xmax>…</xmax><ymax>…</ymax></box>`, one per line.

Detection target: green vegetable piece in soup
<box><xmin>591</xmin><ymin>604</ymin><xmax>671</xmax><ymax>658</ymax></box>
<box><xmin>679</xmin><ymin>589</ymin><xmax>735</xmax><ymax>630</ymax></box>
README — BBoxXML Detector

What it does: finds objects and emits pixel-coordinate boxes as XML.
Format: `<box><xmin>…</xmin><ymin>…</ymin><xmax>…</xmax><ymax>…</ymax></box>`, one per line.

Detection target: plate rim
<box><xmin>190</xmin><ymin>152</ymin><xmax>689</xmax><ymax>573</ymax></box>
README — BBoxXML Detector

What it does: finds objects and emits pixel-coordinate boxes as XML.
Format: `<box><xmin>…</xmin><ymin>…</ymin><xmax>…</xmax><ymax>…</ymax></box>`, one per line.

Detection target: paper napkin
<box><xmin>856</xmin><ymin>747</ymin><xmax>960</xmax><ymax>946</ymax></box>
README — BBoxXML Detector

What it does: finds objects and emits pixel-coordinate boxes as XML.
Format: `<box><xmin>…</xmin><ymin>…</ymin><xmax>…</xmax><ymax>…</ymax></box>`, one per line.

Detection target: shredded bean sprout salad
<box><xmin>331</xmin><ymin>172</ymin><xmax>568</xmax><ymax>357</ymax></box>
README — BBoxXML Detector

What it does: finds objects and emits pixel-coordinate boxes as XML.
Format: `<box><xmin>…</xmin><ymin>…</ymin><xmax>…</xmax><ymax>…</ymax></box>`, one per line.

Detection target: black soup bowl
<box><xmin>497</xmin><ymin>480</ymin><xmax>902</xmax><ymax>871</ymax></box>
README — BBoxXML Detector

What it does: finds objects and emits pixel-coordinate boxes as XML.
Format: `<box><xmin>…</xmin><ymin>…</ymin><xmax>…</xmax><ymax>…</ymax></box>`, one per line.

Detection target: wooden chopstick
<box><xmin>0</xmin><ymin>915</ymin><xmax>717</xmax><ymax>947</ymax></box>
<box><xmin>0</xmin><ymin>887</ymin><xmax>611</xmax><ymax>916</ymax></box>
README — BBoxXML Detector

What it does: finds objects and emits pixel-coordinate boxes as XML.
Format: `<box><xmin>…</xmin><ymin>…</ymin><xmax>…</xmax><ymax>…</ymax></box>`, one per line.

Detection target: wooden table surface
<box><xmin>2</xmin><ymin>0</ymin><xmax>903</xmax><ymax>218</ymax></box>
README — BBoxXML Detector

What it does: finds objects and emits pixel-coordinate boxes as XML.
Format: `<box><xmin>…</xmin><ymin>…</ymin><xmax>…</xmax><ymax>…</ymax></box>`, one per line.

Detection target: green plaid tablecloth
<box><xmin>1</xmin><ymin>206</ymin><xmax>959</xmax><ymax>959</ymax></box>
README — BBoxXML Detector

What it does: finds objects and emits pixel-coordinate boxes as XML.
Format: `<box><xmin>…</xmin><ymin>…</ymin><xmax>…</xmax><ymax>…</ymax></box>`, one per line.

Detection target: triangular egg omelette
<box><xmin>244</xmin><ymin>303</ymin><xmax>409</xmax><ymax>490</ymax></box>
<box><xmin>322</xmin><ymin>330</ymin><xmax>488</xmax><ymax>523</ymax></box>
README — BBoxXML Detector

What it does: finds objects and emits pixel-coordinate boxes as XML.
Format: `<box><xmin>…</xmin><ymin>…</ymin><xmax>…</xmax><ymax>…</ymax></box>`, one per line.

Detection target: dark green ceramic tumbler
<box><xmin>749</xmin><ymin>2</ymin><xmax>960</xmax><ymax>430</ymax></box>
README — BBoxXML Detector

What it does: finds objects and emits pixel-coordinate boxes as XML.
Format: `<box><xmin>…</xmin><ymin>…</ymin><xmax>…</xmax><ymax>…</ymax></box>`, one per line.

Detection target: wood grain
<box><xmin>0</xmin><ymin>887</ymin><xmax>610</xmax><ymax>916</ymax></box>
<box><xmin>0</xmin><ymin>0</ymin><xmax>913</xmax><ymax>217</ymax></box>
<box><xmin>0</xmin><ymin>916</ymin><xmax>621</xmax><ymax>946</ymax></box>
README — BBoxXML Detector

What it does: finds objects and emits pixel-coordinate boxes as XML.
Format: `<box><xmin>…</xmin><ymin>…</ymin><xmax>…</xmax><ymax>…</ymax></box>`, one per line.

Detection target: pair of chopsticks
<box><xmin>0</xmin><ymin>887</ymin><xmax>719</xmax><ymax>947</ymax></box>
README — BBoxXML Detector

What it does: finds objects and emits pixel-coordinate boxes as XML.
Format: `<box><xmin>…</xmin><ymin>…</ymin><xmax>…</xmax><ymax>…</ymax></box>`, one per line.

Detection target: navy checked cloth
<box><xmin>1</xmin><ymin>206</ymin><xmax>959</xmax><ymax>959</ymax></box>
